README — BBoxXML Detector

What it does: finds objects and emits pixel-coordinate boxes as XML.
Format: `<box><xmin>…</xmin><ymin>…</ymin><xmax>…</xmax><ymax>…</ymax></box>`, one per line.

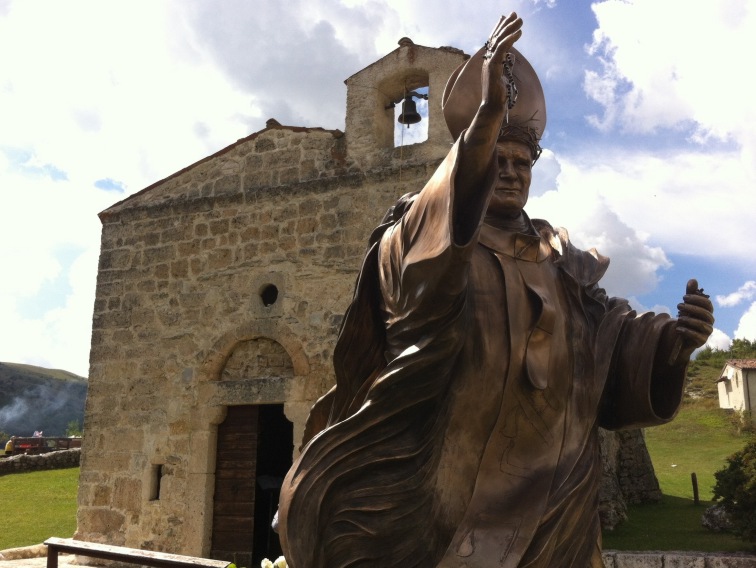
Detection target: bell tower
<box><xmin>344</xmin><ymin>38</ymin><xmax>468</xmax><ymax>169</ymax></box>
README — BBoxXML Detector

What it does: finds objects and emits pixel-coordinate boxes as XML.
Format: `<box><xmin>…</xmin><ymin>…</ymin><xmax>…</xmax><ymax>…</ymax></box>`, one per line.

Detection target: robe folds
<box><xmin>278</xmin><ymin>140</ymin><xmax>688</xmax><ymax>568</ymax></box>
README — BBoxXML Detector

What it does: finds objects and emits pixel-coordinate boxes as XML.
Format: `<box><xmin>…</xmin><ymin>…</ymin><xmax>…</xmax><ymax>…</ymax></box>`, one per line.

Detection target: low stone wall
<box><xmin>602</xmin><ymin>550</ymin><xmax>756</xmax><ymax>567</ymax></box>
<box><xmin>0</xmin><ymin>448</ymin><xmax>80</xmax><ymax>475</ymax></box>
<box><xmin>0</xmin><ymin>543</ymin><xmax>48</xmax><ymax>561</ymax></box>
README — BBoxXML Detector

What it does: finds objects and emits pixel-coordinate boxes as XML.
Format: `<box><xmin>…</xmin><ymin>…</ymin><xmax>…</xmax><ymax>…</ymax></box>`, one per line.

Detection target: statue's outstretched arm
<box><xmin>601</xmin><ymin>279</ymin><xmax>715</xmax><ymax>429</ymax></box>
<box><xmin>454</xmin><ymin>12</ymin><xmax>522</xmax><ymax>241</ymax></box>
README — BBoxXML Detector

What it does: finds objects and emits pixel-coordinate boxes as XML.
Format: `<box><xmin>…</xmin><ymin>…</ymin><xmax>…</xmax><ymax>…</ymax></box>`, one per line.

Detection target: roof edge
<box><xmin>99</xmin><ymin>122</ymin><xmax>344</xmax><ymax>221</ymax></box>
<box><xmin>343</xmin><ymin>41</ymin><xmax>467</xmax><ymax>85</ymax></box>
<box><xmin>723</xmin><ymin>359</ymin><xmax>756</xmax><ymax>370</ymax></box>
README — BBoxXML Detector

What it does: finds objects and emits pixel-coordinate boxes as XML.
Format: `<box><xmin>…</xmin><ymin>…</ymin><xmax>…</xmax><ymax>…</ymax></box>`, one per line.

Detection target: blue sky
<box><xmin>0</xmin><ymin>0</ymin><xmax>754</xmax><ymax>376</ymax></box>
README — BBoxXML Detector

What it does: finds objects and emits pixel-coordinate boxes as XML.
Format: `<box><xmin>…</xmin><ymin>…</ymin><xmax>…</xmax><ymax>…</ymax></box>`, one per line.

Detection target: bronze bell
<box><xmin>397</xmin><ymin>97</ymin><xmax>421</xmax><ymax>126</ymax></box>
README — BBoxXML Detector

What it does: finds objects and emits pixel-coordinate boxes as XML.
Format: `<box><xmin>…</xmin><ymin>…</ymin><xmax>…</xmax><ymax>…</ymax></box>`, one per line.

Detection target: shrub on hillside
<box><xmin>712</xmin><ymin>440</ymin><xmax>756</xmax><ymax>541</ymax></box>
<box><xmin>728</xmin><ymin>411</ymin><xmax>756</xmax><ymax>436</ymax></box>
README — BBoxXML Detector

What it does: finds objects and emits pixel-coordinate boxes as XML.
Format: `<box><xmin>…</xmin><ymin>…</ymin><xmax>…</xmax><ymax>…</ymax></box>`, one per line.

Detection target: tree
<box><xmin>695</xmin><ymin>338</ymin><xmax>756</xmax><ymax>364</ymax></box>
<box><xmin>731</xmin><ymin>338</ymin><xmax>756</xmax><ymax>359</ymax></box>
<box><xmin>712</xmin><ymin>440</ymin><xmax>756</xmax><ymax>541</ymax></box>
<box><xmin>66</xmin><ymin>420</ymin><xmax>83</xmax><ymax>437</ymax></box>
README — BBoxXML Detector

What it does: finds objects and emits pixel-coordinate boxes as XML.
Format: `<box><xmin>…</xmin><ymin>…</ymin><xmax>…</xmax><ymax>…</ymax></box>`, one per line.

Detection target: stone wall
<box><xmin>77</xmin><ymin>122</ymin><xmax>447</xmax><ymax>555</ymax></box>
<box><xmin>616</xmin><ymin>430</ymin><xmax>663</xmax><ymax>504</ymax></box>
<box><xmin>0</xmin><ymin>448</ymin><xmax>80</xmax><ymax>475</ymax></box>
<box><xmin>601</xmin><ymin>551</ymin><xmax>756</xmax><ymax>567</ymax></box>
<box><xmin>600</xmin><ymin>429</ymin><xmax>663</xmax><ymax>530</ymax></box>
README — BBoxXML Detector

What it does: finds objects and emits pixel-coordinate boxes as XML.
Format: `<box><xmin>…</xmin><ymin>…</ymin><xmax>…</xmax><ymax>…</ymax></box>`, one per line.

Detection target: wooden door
<box><xmin>211</xmin><ymin>405</ymin><xmax>258</xmax><ymax>566</ymax></box>
<box><xmin>211</xmin><ymin>404</ymin><xmax>293</xmax><ymax>566</ymax></box>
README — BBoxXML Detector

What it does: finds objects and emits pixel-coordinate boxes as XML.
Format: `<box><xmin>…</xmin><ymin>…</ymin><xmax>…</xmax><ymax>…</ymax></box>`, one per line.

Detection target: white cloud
<box><xmin>528</xmin><ymin>156</ymin><xmax>672</xmax><ymax>299</ymax></box>
<box><xmin>624</xmin><ymin>297</ymin><xmax>671</xmax><ymax>317</ymax></box>
<box><xmin>176</xmin><ymin>0</ymin><xmax>390</xmax><ymax>131</ymax></box>
<box><xmin>0</xmin><ymin>247</ymin><xmax>98</xmax><ymax>377</ymax></box>
<box><xmin>531</xmin><ymin>146</ymin><xmax>755</xmax><ymax>262</ymax></box>
<box><xmin>0</xmin><ymin>0</ymin><xmax>261</xmax><ymax>374</ymax></box>
<box><xmin>376</xmin><ymin>0</ymin><xmax>553</xmax><ymax>57</ymax></box>
<box><xmin>586</xmin><ymin>0</ymin><xmax>756</xmax><ymax>158</ymax></box>
<box><xmin>577</xmin><ymin>0</ymin><xmax>756</xmax><ymax>269</ymax></box>
<box><xmin>734</xmin><ymin>302</ymin><xmax>756</xmax><ymax>342</ymax></box>
<box><xmin>0</xmin><ymin>165</ymin><xmax>111</xmax><ymax>376</ymax></box>
<box><xmin>716</xmin><ymin>281</ymin><xmax>756</xmax><ymax>308</ymax></box>
<box><xmin>527</xmin><ymin>136</ymin><xmax>755</xmax><ymax>301</ymax></box>
<box><xmin>691</xmin><ymin>327</ymin><xmax>731</xmax><ymax>358</ymax></box>
<box><xmin>0</xmin><ymin>0</ymin><xmax>256</xmax><ymax>193</ymax></box>
<box><xmin>530</xmin><ymin>149</ymin><xmax>561</xmax><ymax>196</ymax></box>
<box><xmin>705</xmin><ymin>328</ymin><xmax>732</xmax><ymax>352</ymax></box>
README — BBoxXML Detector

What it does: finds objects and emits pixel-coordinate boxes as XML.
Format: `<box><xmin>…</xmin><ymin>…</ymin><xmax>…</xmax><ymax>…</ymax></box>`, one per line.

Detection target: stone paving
<box><xmin>0</xmin><ymin>557</ymin><xmax>72</xmax><ymax>568</ymax></box>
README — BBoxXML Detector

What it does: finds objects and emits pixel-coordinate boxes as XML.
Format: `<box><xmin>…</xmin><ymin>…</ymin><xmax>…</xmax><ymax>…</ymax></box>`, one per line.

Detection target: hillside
<box><xmin>0</xmin><ymin>362</ymin><xmax>87</xmax><ymax>437</ymax></box>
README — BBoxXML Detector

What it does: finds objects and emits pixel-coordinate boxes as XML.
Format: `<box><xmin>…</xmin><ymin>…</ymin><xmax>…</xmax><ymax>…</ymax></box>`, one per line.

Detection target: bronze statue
<box><xmin>278</xmin><ymin>13</ymin><xmax>714</xmax><ymax>568</ymax></box>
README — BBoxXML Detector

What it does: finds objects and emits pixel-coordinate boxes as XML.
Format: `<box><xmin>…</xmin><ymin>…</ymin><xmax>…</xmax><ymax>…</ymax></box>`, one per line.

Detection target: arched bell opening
<box><xmin>392</xmin><ymin>85</ymin><xmax>429</xmax><ymax>147</ymax></box>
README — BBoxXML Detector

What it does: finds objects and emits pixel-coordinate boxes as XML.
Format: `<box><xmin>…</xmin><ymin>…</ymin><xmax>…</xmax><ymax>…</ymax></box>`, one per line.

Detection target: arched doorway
<box><xmin>210</xmin><ymin>338</ymin><xmax>295</xmax><ymax>566</ymax></box>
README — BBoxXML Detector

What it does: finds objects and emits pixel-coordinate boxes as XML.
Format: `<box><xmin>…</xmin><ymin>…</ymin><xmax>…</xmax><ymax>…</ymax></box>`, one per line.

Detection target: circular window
<box><xmin>260</xmin><ymin>284</ymin><xmax>279</xmax><ymax>306</ymax></box>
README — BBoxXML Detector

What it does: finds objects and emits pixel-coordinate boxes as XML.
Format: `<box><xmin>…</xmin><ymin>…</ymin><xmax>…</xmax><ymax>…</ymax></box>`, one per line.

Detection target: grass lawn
<box><xmin>602</xmin><ymin>495</ymin><xmax>754</xmax><ymax>552</ymax></box>
<box><xmin>645</xmin><ymin>399</ymin><xmax>748</xmax><ymax>501</ymax></box>
<box><xmin>0</xmin><ymin>467</ymin><xmax>79</xmax><ymax>550</ymax></box>
<box><xmin>1</xmin><ymin>397</ymin><xmax>754</xmax><ymax>554</ymax></box>
<box><xmin>602</xmin><ymin>399</ymin><xmax>756</xmax><ymax>552</ymax></box>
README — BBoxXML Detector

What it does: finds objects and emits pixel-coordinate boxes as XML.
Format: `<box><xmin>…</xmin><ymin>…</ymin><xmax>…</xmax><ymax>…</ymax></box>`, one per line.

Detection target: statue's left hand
<box><xmin>674</xmin><ymin>278</ymin><xmax>714</xmax><ymax>358</ymax></box>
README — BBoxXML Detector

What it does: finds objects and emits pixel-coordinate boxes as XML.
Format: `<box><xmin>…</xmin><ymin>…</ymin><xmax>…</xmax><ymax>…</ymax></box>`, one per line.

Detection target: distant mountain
<box><xmin>0</xmin><ymin>362</ymin><xmax>87</xmax><ymax>437</ymax></box>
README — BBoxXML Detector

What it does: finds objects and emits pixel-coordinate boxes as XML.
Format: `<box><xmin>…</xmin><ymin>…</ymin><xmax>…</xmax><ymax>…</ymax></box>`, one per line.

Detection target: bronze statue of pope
<box><xmin>278</xmin><ymin>13</ymin><xmax>714</xmax><ymax>568</ymax></box>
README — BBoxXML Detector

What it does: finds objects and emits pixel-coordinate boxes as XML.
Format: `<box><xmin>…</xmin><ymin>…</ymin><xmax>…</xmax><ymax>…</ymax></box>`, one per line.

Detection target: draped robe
<box><xmin>278</xmin><ymin>140</ymin><xmax>688</xmax><ymax>568</ymax></box>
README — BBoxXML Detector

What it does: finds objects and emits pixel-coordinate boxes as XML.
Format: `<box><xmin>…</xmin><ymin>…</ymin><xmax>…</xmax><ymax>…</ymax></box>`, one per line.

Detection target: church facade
<box><xmin>76</xmin><ymin>40</ymin><xmax>466</xmax><ymax>565</ymax></box>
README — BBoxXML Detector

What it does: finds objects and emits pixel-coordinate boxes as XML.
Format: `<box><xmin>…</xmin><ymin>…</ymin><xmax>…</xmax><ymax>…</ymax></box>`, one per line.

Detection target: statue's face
<box><xmin>488</xmin><ymin>139</ymin><xmax>532</xmax><ymax>218</ymax></box>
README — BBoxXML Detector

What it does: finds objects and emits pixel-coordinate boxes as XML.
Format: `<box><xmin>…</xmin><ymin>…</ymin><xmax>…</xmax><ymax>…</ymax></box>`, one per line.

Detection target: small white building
<box><xmin>718</xmin><ymin>359</ymin><xmax>756</xmax><ymax>419</ymax></box>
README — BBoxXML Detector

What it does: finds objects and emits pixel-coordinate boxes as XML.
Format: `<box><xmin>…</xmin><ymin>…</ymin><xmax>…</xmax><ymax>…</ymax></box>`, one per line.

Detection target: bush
<box><xmin>713</xmin><ymin>440</ymin><xmax>756</xmax><ymax>541</ymax></box>
<box><xmin>65</xmin><ymin>420</ymin><xmax>83</xmax><ymax>437</ymax></box>
<box><xmin>728</xmin><ymin>411</ymin><xmax>756</xmax><ymax>436</ymax></box>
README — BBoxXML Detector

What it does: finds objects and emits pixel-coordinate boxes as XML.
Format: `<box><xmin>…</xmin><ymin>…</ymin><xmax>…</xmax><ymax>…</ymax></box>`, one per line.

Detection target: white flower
<box><xmin>260</xmin><ymin>559</ymin><xmax>274</xmax><ymax>568</ymax></box>
<box><xmin>273</xmin><ymin>557</ymin><xmax>288</xmax><ymax>568</ymax></box>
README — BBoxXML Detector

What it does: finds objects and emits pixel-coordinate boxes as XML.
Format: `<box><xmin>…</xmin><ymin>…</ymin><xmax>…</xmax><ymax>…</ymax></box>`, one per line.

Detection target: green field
<box><xmin>646</xmin><ymin>399</ymin><xmax>747</xmax><ymax>501</ymax></box>
<box><xmin>603</xmin><ymin>341</ymin><xmax>756</xmax><ymax>552</ymax></box>
<box><xmin>3</xmin><ymin>406</ymin><xmax>751</xmax><ymax>554</ymax></box>
<box><xmin>602</xmin><ymin>495</ymin><xmax>750</xmax><ymax>552</ymax></box>
<box><xmin>1</xmin><ymin>366</ymin><xmax>755</xmax><ymax>553</ymax></box>
<box><xmin>603</xmin><ymin>398</ymin><xmax>756</xmax><ymax>552</ymax></box>
<box><xmin>0</xmin><ymin>467</ymin><xmax>79</xmax><ymax>550</ymax></box>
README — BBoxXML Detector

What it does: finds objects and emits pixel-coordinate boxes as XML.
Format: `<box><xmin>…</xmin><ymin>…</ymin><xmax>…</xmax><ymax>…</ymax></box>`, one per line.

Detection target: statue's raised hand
<box><xmin>456</xmin><ymin>12</ymin><xmax>525</xmax><ymax>230</ymax></box>
<box><xmin>481</xmin><ymin>12</ymin><xmax>523</xmax><ymax>110</ymax></box>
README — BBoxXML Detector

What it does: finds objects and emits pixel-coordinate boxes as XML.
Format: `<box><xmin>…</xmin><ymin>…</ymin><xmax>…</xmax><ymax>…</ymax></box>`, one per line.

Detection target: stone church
<box><xmin>76</xmin><ymin>40</ymin><xmax>659</xmax><ymax>565</ymax></box>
